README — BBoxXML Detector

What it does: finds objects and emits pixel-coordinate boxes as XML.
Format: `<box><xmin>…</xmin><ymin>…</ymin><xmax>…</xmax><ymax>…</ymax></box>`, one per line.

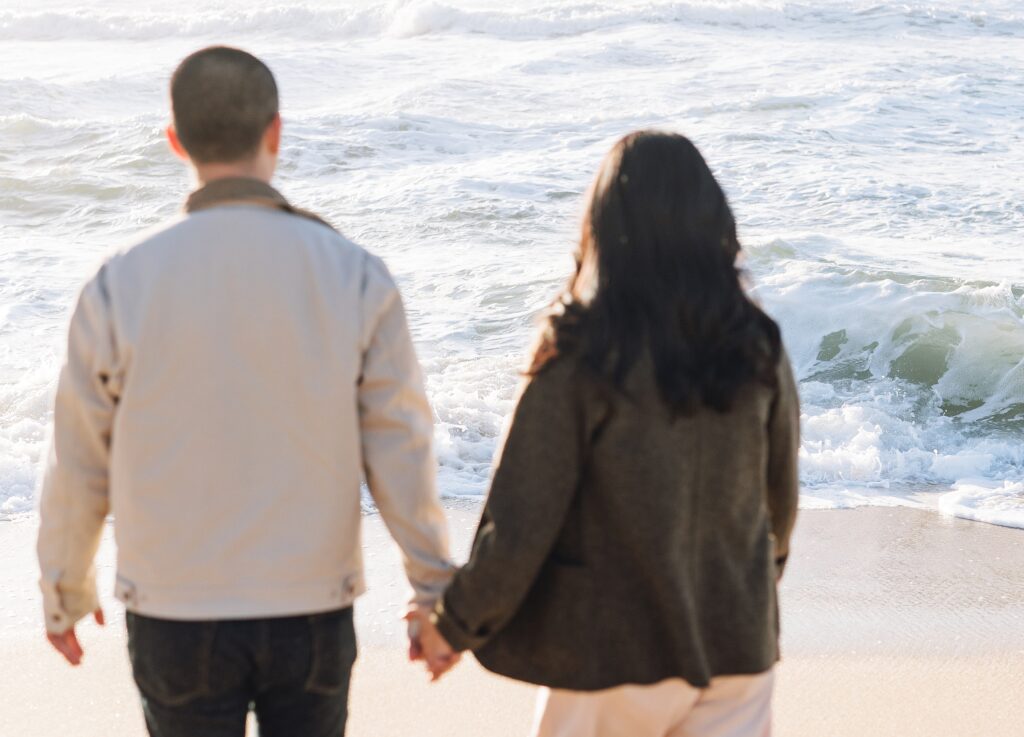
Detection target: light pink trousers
<box><xmin>530</xmin><ymin>670</ymin><xmax>774</xmax><ymax>737</ymax></box>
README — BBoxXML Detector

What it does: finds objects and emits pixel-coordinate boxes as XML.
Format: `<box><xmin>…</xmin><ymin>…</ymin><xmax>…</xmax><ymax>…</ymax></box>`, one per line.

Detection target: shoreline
<box><xmin>7</xmin><ymin>479</ymin><xmax>1024</xmax><ymax>531</ymax></box>
<box><xmin>2</xmin><ymin>505</ymin><xmax>1023</xmax><ymax>735</ymax></box>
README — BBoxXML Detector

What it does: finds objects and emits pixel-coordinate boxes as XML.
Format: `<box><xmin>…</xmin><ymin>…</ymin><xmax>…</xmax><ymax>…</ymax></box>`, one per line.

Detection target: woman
<box><xmin>414</xmin><ymin>131</ymin><xmax>800</xmax><ymax>737</ymax></box>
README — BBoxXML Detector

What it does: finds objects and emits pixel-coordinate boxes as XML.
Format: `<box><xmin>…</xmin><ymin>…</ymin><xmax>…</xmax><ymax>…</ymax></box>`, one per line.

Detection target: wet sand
<box><xmin>2</xmin><ymin>504</ymin><xmax>1023</xmax><ymax>736</ymax></box>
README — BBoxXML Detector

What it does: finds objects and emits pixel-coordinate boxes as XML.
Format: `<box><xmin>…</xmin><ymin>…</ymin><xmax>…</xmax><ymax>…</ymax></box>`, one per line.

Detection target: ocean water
<box><xmin>1</xmin><ymin>0</ymin><xmax>1022</xmax><ymax>526</ymax></box>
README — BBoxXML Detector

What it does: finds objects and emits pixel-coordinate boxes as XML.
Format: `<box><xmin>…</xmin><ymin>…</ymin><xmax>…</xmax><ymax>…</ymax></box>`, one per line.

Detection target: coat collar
<box><xmin>184</xmin><ymin>177</ymin><xmax>336</xmax><ymax>232</ymax></box>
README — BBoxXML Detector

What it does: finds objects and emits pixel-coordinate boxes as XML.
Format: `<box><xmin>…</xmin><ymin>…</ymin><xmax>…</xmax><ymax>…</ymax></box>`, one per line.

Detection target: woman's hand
<box><xmin>405</xmin><ymin>607</ymin><xmax>461</xmax><ymax>682</ymax></box>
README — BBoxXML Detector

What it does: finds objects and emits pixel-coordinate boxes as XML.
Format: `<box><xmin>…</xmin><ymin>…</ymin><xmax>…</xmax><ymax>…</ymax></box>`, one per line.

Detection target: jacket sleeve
<box><xmin>358</xmin><ymin>254</ymin><xmax>454</xmax><ymax>606</ymax></box>
<box><xmin>37</xmin><ymin>268</ymin><xmax>119</xmax><ymax>634</ymax></box>
<box><xmin>766</xmin><ymin>349</ymin><xmax>800</xmax><ymax>577</ymax></box>
<box><xmin>432</xmin><ymin>357</ymin><xmax>595</xmax><ymax>652</ymax></box>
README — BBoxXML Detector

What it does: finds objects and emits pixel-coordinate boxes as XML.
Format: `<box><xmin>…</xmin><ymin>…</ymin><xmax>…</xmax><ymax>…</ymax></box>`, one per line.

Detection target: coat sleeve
<box><xmin>37</xmin><ymin>268</ymin><xmax>120</xmax><ymax>634</ymax></box>
<box><xmin>432</xmin><ymin>357</ymin><xmax>598</xmax><ymax>652</ymax></box>
<box><xmin>766</xmin><ymin>349</ymin><xmax>800</xmax><ymax>577</ymax></box>
<box><xmin>358</xmin><ymin>254</ymin><xmax>454</xmax><ymax>606</ymax></box>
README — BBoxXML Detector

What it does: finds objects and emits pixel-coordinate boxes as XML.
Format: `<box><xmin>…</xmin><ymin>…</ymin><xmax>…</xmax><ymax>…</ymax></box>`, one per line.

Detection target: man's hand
<box><xmin>46</xmin><ymin>608</ymin><xmax>105</xmax><ymax>666</ymax></box>
<box><xmin>407</xmin><ymin>609</ymin><xmax>424</xmax><ymax>662</ymax></box>
<box><xmin>405</xmin><ymin>607</ymin><xmax>461</xmax><ymax>682</ymax></box>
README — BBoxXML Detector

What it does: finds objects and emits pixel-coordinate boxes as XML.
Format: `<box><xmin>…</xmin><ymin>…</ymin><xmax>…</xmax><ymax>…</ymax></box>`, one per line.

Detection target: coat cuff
<box><xmin>408</xmin><ymin>565</ymin><xmax>456</xmax><ymax>609</ymax></box>
<box><xmin>431</xmin><ymin>596</ymin><xmax>487</xmax><ymax>653</ymax></box>
<box><xmin>40</xmin><ymin>570</ymin><xmax>98</xmax><ymax>635</ymax></box>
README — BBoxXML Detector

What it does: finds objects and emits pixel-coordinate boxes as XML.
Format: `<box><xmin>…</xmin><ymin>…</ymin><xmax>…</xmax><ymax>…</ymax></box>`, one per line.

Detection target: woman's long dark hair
<box><xmin>532</xmin><ymin>131</ymin><xmax>781</xmax><ymax>414</ymax></box>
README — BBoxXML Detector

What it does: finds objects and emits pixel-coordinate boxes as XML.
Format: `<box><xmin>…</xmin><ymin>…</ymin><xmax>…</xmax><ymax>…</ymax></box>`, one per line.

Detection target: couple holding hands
<box><xmin>37</xmin><ymin>47</ymin><xmax>799</xmax><ymax>737</ymax></box>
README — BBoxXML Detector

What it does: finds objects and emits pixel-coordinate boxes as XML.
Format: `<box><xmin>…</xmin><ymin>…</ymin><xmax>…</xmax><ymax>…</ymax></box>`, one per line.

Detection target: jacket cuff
<box><xmin>431</xmin><ymin>597</ymin><xmax>487</xmax><ymax>653</ymax></box>
<box><xmin>408</xmin><ymin>566</ymin><xmax>456</xmax><ymax>609</ymax></box>
<box><xmin>40</xmin><ymin>570</ymin><xmax>98</xmax><ymax>634</ymax></box>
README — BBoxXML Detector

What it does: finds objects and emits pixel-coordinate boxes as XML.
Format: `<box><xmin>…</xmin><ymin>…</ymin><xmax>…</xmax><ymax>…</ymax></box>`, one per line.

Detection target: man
<box><xmin>37</xmin><ymin>46</ymin><xmax>454</xmax><ymax>736</ymax></box>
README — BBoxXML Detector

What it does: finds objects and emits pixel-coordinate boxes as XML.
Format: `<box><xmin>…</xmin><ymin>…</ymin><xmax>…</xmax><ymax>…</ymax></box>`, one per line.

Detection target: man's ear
<box><xmin>264</xmin><ymin>114</ymin><xmax>282</xmax><ymax>156</ymax></box>
<box><xmin>166</xmin><ymin>125</ymin><xmax>189</xmax><ymax>161</ymax></box>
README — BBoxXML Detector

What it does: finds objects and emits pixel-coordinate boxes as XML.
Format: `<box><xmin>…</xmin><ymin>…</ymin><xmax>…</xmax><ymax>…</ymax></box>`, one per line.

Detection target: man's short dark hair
<box><xmin>170</xmin><ymin>46</ymin><xmax>279</xmax><ymax>164</ymax></box>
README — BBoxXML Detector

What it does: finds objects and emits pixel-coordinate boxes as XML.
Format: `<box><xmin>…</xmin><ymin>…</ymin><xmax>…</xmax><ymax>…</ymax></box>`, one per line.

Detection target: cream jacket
<box><xmin>38</xmin><ymin>179</ymin><xmax>454</xmax><ymax>634</ymax></box>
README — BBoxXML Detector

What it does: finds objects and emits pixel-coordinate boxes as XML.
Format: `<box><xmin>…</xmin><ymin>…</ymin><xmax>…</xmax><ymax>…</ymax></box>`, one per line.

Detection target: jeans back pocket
<box><xmin>304</xmin><ymin>608</ymin><xmax>357</xmax><ymax>695</ymax></box>
<box><xmin>127</xmin><ymin>612</ymin><xmax>216</xmax><ymax>707</ymax></box>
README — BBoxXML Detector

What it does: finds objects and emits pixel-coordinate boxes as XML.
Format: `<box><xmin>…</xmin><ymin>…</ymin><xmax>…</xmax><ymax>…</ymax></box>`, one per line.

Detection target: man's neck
<box><xmin>192</xmin><ymin>160</ymin><xmax>273</xmax><ymax>187</ymax></box>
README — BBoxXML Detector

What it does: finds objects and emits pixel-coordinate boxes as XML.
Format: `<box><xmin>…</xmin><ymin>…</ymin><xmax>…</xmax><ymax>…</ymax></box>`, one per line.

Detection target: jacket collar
<box><xmin>185</xmin><ymin>177</ymin><xmax>290</xmax><ymax>213</ymax></box>
<box><xmin>184</xmin><ymin>177</ymin><xmax>336</xmax><ymax>232</ymax></box>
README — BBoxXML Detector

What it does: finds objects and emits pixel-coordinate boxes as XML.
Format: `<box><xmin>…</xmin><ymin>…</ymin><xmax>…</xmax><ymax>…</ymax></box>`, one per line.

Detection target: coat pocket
<box><xmin>126</xmin><ymin>612</ymin><xmax>216</xmax><ymax>707</ymax></box>
<box><xmin>304</xmin><ymin>608</ymin><xmax>357</xmax><ymax>695</ymax></box>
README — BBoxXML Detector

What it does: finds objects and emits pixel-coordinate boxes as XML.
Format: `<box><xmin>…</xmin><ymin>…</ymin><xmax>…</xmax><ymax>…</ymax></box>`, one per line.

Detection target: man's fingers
<box><xmin>65</xmin><ymin>629</ymin><xmax>85</xmax><ymax>664</ymax></box>
<box><xmin>47</xmin><ymin>630</ymin><xmax>83</xmax><ymax>666</ymax></box>
<box><xmin>406</xmin><ymin>611</ymin><xmax>425</xmax><ymax>662</ymax></box>
<box><xmin>426</xmin><ymin>652</ymin><xmax>460</xmax><ymax>681</ymax></box>
<box><xmin>46</xmin><ymin>610</ymin><xmax>105</xmax><ymax>665</ymax></box>
<box><xmin>429</xmin><ymin>661</ymin><xmax>454</xmax><ymax>682</ymax></box>
<box><xmin>408</xmin><ymin>638</ymin><xmax>424</xmax><ymax>662</ymax></box>
<box><xmin>410</xmin><ymin>609</ymin><xmax>460</xmax><ymax>681</ymax></box>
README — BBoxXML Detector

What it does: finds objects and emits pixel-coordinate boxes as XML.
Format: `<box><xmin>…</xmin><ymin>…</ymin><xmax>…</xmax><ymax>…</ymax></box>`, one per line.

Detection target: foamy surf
<box><xmin>1</xmin><ymin>0</ymin><xmax>1021</xmax><ymax>528</ymax></box>
<box><xmin>939</xmin><ymin>481</ymin><xmax>1024</xmax><ymax>530</ymax></box>
<box><xmin>2</xmin><ymin>1</ymin><xmax>1023</xmax><ymax>42</ymax></box>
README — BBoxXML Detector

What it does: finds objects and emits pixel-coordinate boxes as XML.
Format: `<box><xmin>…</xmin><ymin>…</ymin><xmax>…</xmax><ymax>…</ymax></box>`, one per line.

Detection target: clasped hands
<box><xmin>405</xmin><ymin>606</ymin><xmax>461</xmax><ymax>682</ymax></box>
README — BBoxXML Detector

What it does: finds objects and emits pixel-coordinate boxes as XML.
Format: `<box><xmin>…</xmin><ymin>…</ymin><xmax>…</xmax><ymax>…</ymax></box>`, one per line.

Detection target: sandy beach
<box><xmin>3</xmin><ymin>502</ymin><xmax>1023</xmax><ymax>736</ymax></box>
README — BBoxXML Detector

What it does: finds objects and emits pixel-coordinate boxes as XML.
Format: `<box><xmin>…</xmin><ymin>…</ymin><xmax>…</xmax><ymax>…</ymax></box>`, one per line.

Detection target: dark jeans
<box><xmin>126</xmin><ymin>608</ymin><xmax>356</xmax><ymax>737</ymax></box>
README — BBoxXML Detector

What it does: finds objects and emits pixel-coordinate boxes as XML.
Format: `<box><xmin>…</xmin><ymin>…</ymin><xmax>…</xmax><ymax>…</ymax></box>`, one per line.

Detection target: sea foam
<box><xmin>1</xmin><ymin>0</ymin><xmax>1022</xmax><ymax>528</ymax></box>
<box><xmin>1</xmin><ymin>1</ymin><xmax>1023</xmax><ymax>42</ymax></box>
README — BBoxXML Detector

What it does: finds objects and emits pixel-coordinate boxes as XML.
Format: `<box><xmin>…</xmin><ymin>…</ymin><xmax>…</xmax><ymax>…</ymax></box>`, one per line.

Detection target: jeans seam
<box><xmin>199</xmin><ymin>621</ymin><xmax>215</xmax><ymax>696</ymax></box>
<box><xmin>258</xmin><ymin>619</ymin><xmax>272</xmax><ymax>675</ymax></box>
<box><xmin>304</xmin><ymin>615</ymin><xmax>323</xmax><ymax>692</ymax></box>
